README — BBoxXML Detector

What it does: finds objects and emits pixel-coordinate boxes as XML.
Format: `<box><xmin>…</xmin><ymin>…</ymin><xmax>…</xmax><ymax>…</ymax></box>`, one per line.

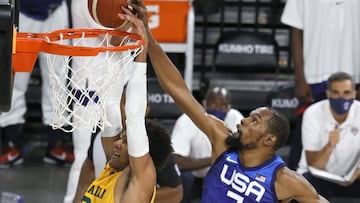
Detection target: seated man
<box><xmin>297</xmin><ymin>72</ymin><xmax>360</xmax><ymax>199</ymax></box>
<box><xmin>171</xmin><ymin>85</ymin><xmax>243</xmax><ymax>202</ymax></box>
<box><xmin>72</xmin><ymin>5</ymin><xmax>173</xmax><ymax>202</ymax></box>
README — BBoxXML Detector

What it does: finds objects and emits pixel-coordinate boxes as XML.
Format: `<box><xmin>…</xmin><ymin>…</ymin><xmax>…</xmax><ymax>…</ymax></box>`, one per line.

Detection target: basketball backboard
<box><xmin>0</xmin><ymin>0</ymin><xmax>17</xmax><ymax>112</ymax></box>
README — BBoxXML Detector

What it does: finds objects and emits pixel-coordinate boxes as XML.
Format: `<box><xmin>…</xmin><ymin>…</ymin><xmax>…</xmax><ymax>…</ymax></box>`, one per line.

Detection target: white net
<box><xmin>46</xmin><ymin>31</ymin><xmax>142</xmax><ymax>132</ymax></box>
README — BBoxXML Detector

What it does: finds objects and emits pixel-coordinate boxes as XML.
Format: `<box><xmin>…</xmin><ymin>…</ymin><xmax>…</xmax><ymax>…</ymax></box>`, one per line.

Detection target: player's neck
<box><xmin>238</xmin><ymin>148</ymin><xmax>274</xmax><ymax>167</ymax></box>
<box><xmin>332</xmin><ymin>111</ymin><xmax>348</xmax><ymax>124</ymax></box>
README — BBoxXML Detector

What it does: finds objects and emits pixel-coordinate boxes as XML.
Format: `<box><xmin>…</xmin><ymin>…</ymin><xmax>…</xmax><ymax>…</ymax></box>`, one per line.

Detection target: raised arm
<box><xmin>132</xmin><ymin>1</ymin><xmax>230</xmax><ymax>158</ymax></box>
<box><xmin>117</xmin><ymin>4</ymin><xmax>156</xmax><ymax>198</ymax></box>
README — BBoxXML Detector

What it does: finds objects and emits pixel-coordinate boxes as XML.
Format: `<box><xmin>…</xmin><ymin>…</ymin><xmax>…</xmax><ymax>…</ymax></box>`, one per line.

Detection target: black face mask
<box><xmin>207</xmin><ymin>109</ymin><xmax>227</xmax><ymax>121</ymax></box>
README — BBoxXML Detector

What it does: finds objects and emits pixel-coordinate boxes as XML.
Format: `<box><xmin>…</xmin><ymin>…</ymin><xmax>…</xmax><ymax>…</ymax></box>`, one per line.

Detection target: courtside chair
<box><xmin>204</xmin><ymin>30</ymin><xmax>280</xmax><ymax>114</ymax></box>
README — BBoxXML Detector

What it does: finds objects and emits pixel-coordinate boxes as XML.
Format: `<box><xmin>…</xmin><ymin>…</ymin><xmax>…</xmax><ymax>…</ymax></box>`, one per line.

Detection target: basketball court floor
<box><xmin>0</xmin><ymin>142</ymin><xmax>69</xmax><ymax>203</ymax></box>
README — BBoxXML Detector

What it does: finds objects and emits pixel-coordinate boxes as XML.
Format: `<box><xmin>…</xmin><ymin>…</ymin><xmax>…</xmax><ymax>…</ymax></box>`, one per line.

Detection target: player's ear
<box><xmin>264</xmin><ymin>134</ymin><xmax>277</xmax><ymax>146</ymax></box>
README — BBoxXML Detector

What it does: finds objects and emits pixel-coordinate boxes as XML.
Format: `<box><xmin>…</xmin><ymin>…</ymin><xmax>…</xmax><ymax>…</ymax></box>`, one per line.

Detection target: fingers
<box><xmin>328</xmin><ymin>130</ymin><xmax>340</xmax><ymax>147</ymax></box>
<box><xmin>295</xmin><ymin>82</ymin><xmax>314</xmax><ymax>104</ymax></box>
<box><xmin>117</xmin><ymin>4</ymin><xmax>148</xmax><ymax>47</ymax></box>
<box><xmin>128</xmin><ymin>0</ymin><xmax>148</xmax><ymax>25</ymax></box>
<box><xmin>296</xmin><ymin>97</ymin><xmax>311</xmax><ymax>105</ymax></box>
<box><xmin>120</xmin><ymin>1</ymin><xmax>146</xmax><ymax>22</ymax></box>
<box><xmin>121</xmin><ymin>5</ymin><xmax>136</xmax><ymax>16</ymax></box>
<box><xmin>295</xmin><ymin>90</ymin><xmax>311</xmax><ymax>104</ymax></box>
<box><xmin>119</xmin><ymin>6</ymin><xmax>142</xmax><ymax>27</ymax></box>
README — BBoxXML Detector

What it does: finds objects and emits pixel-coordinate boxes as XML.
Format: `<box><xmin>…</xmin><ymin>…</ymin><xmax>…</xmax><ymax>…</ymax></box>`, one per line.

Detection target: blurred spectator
<box><xmin>281</xmin><ymin>0</ymin><xmax>360</xmax><ymax>170</ymax></box>
<box><xmin>0</xmin><ymin>0</ymin><xmax>73</xmax><ymax>168</ymax></box>
<box><xmin>297</xmin><ymin>72</ymin><xmax>360</xmax><ymax>199</ymax></box>
<box><xmin>171</xmin><ymin>86</ymin><xmax>244</xmax><ymax>203</ymax></box>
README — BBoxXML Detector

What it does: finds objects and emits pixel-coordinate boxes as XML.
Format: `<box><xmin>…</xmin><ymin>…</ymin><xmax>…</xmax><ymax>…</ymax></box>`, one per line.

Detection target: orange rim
<box><xmin>12</xmin><ymin>28</ymin><xmax>144</xmax><ymax>72</ymax></box>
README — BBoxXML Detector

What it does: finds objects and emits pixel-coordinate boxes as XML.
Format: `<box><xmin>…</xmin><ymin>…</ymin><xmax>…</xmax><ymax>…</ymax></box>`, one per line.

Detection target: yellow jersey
<box><xmin>81</xmin><ymin>163</ymin><xmax>156</xmax><ymax>203</ymax></box>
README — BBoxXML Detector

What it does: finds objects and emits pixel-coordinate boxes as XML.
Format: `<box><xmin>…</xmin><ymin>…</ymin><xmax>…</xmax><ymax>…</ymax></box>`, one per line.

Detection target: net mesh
<box><xmin>46</xmin><ymin>31</ymin><xmax>142</xmax><ymax>132</ymax></box>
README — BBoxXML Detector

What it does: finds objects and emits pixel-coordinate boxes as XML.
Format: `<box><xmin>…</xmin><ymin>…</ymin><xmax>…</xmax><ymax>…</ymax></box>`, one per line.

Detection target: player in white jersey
<box><xmin>0</xmin><ymin>0</ymin><xmax>73</xmax><ymax>168</ymax></box>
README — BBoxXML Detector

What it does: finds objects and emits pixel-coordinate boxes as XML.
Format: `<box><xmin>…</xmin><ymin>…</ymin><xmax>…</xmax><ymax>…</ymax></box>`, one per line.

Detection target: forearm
<box><xmin>174</xmin><ymin>154</ymin><xmax>211</xmax><ymax>171</ymax></box>
<box><xmin>135</xmin><ymin>43</ymin><xmax>147</xmax><ymax>62</ymax></box>
<box><xmin>126</xmin><ymin>62</ymin><xmax>148</xmax><ymax>157</ymax></box>
<box><xmin>291</xmin><ymin>27</ymin><xmax>305</xmax><ymax>82</ymax></box>
<box><xmin>306</xmin><ymin>144</ymin><xmax>333</xmax><ymax>169</ymax></box>
<box><xmin>73</xmin><ymin>158</ymin><xmax>95</xmax><ymax>203</ymax></box>
<box><xmin>155</xmin><ymin>186</ymin><xmax>183</xmax><ymax>203</ymax></box>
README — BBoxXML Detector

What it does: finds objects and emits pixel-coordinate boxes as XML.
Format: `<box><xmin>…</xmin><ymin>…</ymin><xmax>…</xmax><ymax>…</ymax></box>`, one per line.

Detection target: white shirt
<box><xmin>281</xmin><ymin>0</ymin><xmax>360</xmax><ymax>84</ymax></box>
<box><xmin>297</xmin><ymin>100</ymin><xmax>360</xmax><ymax>175</ymax></box>
<box><xmin>171</xmin><ymin>109</ymin><xmax>244</xmax><ymax>177</ymax></box>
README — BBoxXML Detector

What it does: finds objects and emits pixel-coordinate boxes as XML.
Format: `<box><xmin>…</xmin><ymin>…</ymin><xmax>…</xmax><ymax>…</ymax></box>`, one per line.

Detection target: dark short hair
<box><xmin>267</xmin><ymin>107</ymin><xmax>290</xmax><ymax>151</ymax></box>
<box><xmin>204</xmin><ymin>85</ymin><xmax>231</xmax><ymax>103</ymax></box>
<box><xmin>327</xmin><ymin>72</ymin><xmax>354</xmax><ymax>90</ymax></box>
<box><xmin>145</xmin><ymin>119</ymin><xmax>173</xmax><ymax>170</ymax></box>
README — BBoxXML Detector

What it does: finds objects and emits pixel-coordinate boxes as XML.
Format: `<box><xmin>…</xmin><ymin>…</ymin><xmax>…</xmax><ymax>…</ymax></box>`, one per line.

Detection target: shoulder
<box><xmin>352</xmin><ymin>100</ymin><xmax>360</xmax><ymax>108</ymax></box>
<box><xmin>275</xmin><ymin>167</ymin><xmax>307</xmax><ymax>187</ymax></box>
<box><xmin>281</xmin><ymin>0</ymin><xmax>304</xmax><ymax>29</ymax></box>
<box><xmin>275</xmin><ymin>167</ymin><xmax>318</xmax><ymax>201</ymax></box>
<box><xmin>348</xmin><ymin>101</ymin><xmax>360</xmax><ymax>121</ymax></box>
<box><xmin>176</xmin><ymin>113</ymin><xmax>192</xmax><ymax>123</ymax></box>
<box><xmin>172</xmin><ymin>114</ymin><xmax>198</xmax><ymax>135</ymax></box>
<box><xmin>303</xmin><ymin>100</ymin><xmax>327</xmax><ymax>117</ymax></box>
<box><xmin>350</xmin><ymin>100</ymin><xmax>360</xmax><ymax>114</ymax></box>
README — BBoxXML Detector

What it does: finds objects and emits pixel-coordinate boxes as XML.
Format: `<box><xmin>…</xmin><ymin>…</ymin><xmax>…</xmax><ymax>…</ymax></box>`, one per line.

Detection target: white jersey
<box><xmin>281</xmin><ymin>0</ymin><xmax>360</xmax><ymax>84</ymax></box>
<box><xmin>0</xmin><ymin>0</ymin><xmax>69</xmax><ymax>127</ymax></box>
<box><xmin>70</xmin><ymin>0</ymin><xmax>133</xmax><ymax>90</ymax></box>
<box><xmin>297</xmin><ymin>100</ymin><xmax>360</xmax><ymax>175</ymax></box>
<box><xmin>171</xmin><ymin>109</ymin><xmax>243</xmax><ymax>177</ymax></box>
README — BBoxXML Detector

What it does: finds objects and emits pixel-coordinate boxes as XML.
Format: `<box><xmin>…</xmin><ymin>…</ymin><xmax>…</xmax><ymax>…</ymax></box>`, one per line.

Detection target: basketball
<box><xmin>88</xmin><ymin>0</ymin><xmax>129</xmax><ymax>29</ymax></box>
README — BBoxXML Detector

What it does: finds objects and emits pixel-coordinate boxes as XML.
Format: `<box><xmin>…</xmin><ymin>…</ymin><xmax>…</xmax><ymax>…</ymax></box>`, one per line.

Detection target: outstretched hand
<box><xmin>118</xmin><ymin>1</ymin><xmax>148</xmax><ymax>48</ymax></box>
<box><xmin>129</xmin><ymin>0</ymin><xmax>150</xmax><ymax>30</ymax></box>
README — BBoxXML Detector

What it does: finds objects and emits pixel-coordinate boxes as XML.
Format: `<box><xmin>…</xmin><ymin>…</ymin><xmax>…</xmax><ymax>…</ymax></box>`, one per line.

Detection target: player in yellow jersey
<box><xmin>72</xmin><ymin>3</ymin><xmax>173</xmax><ymax>202</ymax></box>
<box><xmin>76</xmin><ymin>119</ymin><xmax>172</xmax><ymax>203</ymax></box>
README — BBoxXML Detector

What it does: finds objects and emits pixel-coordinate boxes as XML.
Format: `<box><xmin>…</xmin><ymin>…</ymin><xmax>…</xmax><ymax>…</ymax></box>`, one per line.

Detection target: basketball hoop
<box><xmin>12</xmin><ymin>28</ymin><xmax>144</xmax><ymax>132</ymax></box>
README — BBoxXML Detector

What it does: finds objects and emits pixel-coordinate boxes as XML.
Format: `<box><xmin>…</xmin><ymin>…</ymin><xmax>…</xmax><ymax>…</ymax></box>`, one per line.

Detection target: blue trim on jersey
<box><xmin>20</xmin><ymin>0</ymin><xmax>63</xmax><ymax>20</ymax></box>
<box><xmin>202</xmin><ymin>149</ymin><xmax>285</xmax><ymax>203</ymax></box>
